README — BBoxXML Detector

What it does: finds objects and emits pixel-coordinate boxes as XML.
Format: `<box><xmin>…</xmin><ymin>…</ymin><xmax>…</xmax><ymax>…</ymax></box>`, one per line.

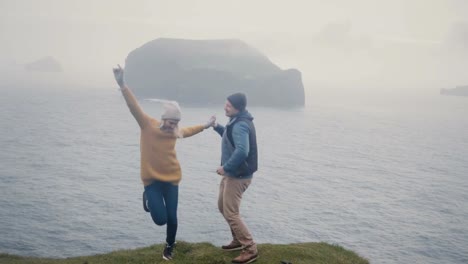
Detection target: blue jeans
<box><xmin>144</xmin><ymin>180</ymin><xmax>179</xmax><ymax>245</ymax></box>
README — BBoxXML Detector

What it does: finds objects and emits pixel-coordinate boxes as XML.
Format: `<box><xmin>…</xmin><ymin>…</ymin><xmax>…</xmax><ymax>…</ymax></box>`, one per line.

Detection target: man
<box><xmin>213</xmin><ymin>92</ymin><xmax>258</xmax><ymax>264</ymax></box>
<box><xmin>112</xmin><ymin>65</ymin><xmax>215</xmax><ymax>261</ymax></box>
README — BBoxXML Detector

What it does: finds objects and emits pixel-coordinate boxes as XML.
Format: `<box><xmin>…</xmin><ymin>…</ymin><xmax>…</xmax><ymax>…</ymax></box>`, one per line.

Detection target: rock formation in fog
<box><xmin>25</xmin><ymin>56</ymin><xmax>63</xmax><ymax>72</ymax></box>
<box><xmin>124</xmin><ymin>38</ymin><xmax>305</xmax><ymax>107</ymax></box>
<box><xmin>440</xmin><ymin>85</ymin><xmax>468</xmax><ymax>97</ymax></box>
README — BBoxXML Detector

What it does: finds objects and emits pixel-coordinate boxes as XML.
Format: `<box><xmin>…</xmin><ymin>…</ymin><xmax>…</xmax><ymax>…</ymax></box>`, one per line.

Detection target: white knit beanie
<box><xmin>161</xmin><ymin>101</ymin><xmax>181</xmax><ymax>121</ymax></box>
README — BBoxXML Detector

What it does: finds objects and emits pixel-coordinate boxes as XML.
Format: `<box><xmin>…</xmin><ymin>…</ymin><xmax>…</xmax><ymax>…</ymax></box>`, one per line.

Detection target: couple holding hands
<box><xmin>113</xmin><ymin>65</ymin><xmax>259</xmax><ymax>264</ymax></box>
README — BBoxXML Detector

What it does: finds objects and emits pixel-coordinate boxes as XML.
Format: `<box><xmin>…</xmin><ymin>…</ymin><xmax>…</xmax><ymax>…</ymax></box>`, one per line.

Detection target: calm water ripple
<box><xmin>0</xmin><ymin>86</ymin><xmax>467</xmax><ymax>263</ymax></box>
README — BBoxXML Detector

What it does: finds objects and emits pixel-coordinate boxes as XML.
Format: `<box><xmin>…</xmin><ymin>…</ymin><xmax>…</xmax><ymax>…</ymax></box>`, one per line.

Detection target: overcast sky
<box><xmin>1</xmin><ymin>0</ymin><xmax>467</xmax><ymax>90</ymax></box>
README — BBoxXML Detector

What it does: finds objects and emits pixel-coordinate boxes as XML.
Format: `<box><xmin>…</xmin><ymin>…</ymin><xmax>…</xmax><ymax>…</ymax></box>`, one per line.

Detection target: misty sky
<box><xmin>1</xmin><ymin>0</ymin><xmax>467</xmax><ymax>90</ymax></box>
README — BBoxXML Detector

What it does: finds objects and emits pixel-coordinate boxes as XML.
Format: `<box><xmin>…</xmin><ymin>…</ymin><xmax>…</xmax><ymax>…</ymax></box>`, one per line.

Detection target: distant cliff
<box><xmin>124</xmin><ymin>38</ymin><xmax>305</xmax><ymax>107</ymax></box>
<box><xmin>441</xmin><ymin>85</ymin><xmax>468</xmax><ymax>97</ymax></box>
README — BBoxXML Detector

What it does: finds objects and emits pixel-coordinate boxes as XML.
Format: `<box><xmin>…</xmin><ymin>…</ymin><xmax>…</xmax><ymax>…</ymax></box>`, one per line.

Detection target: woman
<box><xmin>113</xmin><ymin>65</ymin><xmax>215</xmax><ymax>260</ymax></box>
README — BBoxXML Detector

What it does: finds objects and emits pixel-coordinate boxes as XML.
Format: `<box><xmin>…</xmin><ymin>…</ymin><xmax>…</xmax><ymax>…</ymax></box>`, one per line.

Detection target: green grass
<box><xmin>0</xmin><ymin>241</ymin><xmax>369</xmax><ymax>264</ymax></box>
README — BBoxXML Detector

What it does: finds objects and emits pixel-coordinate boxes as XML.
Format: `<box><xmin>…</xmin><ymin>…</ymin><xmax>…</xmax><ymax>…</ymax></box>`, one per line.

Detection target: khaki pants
<box><xmin>218</xmin><ymin>176</ymin><xmax>256</xmax><ymax>249</ymax></box>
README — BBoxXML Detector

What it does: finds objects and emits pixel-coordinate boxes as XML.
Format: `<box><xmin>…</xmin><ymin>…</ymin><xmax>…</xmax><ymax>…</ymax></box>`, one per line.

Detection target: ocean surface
<box><xmin>0</xmin><ymin>85</ymin><xmax>467</xmax><ymax>264</ymax></box>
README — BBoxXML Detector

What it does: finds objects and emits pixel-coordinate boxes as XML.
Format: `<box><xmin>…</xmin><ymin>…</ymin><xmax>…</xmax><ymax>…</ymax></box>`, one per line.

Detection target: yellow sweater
<box><xmin>121</xmin><ymin>87</ymin><xmax>205</xmax><ymax>186</ymax></box>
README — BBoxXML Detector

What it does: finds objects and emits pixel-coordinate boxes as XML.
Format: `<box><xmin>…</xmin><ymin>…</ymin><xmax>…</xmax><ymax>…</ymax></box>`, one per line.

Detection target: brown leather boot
<box><xmin>231</xmin><ymin>244</ymin><xmax>258</xmax><ymax>264</ymax></box>
<box><xmin>221</xmin><ymin>240</ymin><xmax>243</xmax><ymax>251</ymax></box>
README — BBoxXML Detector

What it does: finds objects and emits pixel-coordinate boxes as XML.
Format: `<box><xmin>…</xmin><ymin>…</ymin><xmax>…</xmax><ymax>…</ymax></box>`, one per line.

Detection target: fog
<box><xmin>1</xmin><ymin>0</ymin><xmax>467</xmax><ymax>95</ymax></box>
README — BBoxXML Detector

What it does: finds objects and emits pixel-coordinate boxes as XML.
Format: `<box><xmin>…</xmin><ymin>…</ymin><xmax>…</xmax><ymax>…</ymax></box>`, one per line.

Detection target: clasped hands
<box><xmin>204</xmin><ymin>116</ymin><xmax>217</xmax><ymax>129</ymax></box>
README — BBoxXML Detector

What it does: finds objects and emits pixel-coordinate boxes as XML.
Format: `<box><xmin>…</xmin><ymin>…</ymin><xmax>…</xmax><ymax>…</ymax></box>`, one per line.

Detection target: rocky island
<box><xmin>440</xmin><ymin>85</ymin><xmax>468</xmax><ymax>97</ymax></box>
<box><xmin>24</xmin><ymin>56</ymin><xmax>63</xmax><ymax>72</ymax></box>
<box><xmin>124</xmin><ymin>38</ymin><xmax>305</xmax><ymax>107</ymax></box>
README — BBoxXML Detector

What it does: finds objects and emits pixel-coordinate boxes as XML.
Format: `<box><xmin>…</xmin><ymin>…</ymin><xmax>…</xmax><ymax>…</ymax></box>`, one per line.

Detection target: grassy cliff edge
<box><xmin>0</xmin><ymin>241</ymin><xmax>369</xmax><ymax>264</ymax></box>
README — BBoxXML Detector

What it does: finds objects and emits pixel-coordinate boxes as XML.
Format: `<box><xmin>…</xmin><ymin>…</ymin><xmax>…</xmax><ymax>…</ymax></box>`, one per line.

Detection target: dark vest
<box><xmin>226</xmin><ymin>117</ymin><xmax>258</xmax><ymax>177</ymax></box>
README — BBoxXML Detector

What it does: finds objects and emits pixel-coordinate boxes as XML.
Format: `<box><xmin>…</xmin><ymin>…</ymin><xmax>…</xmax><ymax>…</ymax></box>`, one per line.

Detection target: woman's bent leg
<box><xmin>145</xmin><ymin>181</ymin><xmax>167</xmax><ymax>226</ymax></box>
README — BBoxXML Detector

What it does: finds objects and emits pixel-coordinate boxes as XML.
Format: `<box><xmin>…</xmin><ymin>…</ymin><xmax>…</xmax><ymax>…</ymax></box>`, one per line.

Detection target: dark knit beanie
<box><xmin>227</xmin><ymin>93</ymin><xmax>247</xmax><ymax>111</ymax></box>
